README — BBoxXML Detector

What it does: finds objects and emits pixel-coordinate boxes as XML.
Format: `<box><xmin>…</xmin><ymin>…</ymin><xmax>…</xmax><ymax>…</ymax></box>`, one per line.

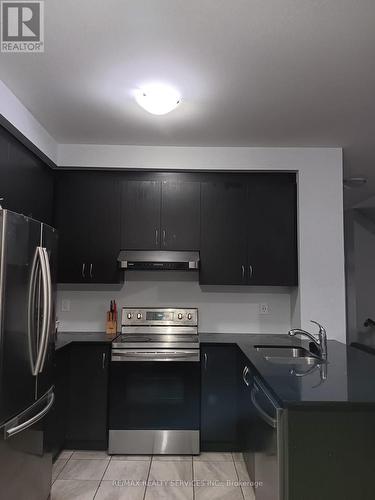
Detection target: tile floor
<box><xmin>51</xmin><ymin>451</ymin><xmax>256</xmax><ymax>500</ymax></box>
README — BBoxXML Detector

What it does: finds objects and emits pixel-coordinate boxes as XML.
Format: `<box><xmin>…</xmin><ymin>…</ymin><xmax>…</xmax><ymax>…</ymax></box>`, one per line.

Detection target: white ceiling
<box><xmin>1</xmin><ymin>0</ymin><xmax>375</xmax><ymax>205</ymax></box>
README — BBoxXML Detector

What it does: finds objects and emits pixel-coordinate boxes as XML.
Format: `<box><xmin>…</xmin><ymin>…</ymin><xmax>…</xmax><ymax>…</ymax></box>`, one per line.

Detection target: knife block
<box><xmin>106</xmin><ymin>320</ymin><xmax>117</xmax><ymax>336</ymax></box>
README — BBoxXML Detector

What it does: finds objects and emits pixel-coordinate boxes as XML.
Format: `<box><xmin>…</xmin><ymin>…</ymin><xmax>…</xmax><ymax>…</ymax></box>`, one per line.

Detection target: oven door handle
<box><xmin>111</xmin><ymin>349</ymin><xmax>200</xmax><ymax>362</ymax></box>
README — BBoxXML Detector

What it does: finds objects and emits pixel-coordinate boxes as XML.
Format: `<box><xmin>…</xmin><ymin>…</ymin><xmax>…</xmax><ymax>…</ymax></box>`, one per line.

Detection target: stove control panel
<box><xmin>122</xmin><ymin>307</ymin><xmax>198</xmax><ymax>326</ymax></box>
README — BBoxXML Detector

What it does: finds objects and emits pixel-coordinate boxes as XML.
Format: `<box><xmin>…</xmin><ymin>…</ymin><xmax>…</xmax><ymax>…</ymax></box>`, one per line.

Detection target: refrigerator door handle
<box><xmin>38</xmin><ymin>248</ymin><xmax>52</xmax><ymax>373</ymax></box>
<box><xmin>27</xmin><ymin>247</ymin><xmax>39</xmax><ymax>375</ymax></box>
<box><xmin>4</xmin><ymin>390</ymin><xmax>55</xmax><ymax>439</ymax></box>
<box><xmin>33</xmin><ymin>247</ymin><xmax>50</xmax><ymax>375</ymax></box>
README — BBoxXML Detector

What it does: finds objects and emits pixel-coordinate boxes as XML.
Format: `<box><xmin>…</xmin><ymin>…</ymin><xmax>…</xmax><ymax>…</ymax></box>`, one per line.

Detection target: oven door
<box><xmin>108</xmin><ymin>350</ymin><xmax>200</xmax><ymax>455</ymax></box>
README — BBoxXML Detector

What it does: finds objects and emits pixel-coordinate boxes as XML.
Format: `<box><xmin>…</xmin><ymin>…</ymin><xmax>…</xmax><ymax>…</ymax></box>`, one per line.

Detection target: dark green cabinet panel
<box><xmin>286</xmin><ymin>408</ymin><xmax>375</xmax><ymax>500</ymax></box>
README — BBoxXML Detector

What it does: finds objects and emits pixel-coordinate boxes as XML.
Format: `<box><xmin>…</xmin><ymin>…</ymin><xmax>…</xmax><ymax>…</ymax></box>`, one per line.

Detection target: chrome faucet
<box><xmin>288</xmin><ymin>320</ymin><xmax>327</xmax><ymax>360</ymax></box>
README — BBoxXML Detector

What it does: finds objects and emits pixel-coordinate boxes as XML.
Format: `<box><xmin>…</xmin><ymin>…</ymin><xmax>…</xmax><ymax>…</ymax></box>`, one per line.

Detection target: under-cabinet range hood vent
<box><xmin>117</xmin><ymin>251</ymin><xmax>200</xmax><ymax>271</ymax></box>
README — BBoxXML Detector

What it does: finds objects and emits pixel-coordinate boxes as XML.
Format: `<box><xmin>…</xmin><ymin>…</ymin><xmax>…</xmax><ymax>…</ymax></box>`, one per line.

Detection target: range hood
<box><xmin>117</xmin><ymin>250</ymin><xmax>200</xmax><ymax>270</ymax></box>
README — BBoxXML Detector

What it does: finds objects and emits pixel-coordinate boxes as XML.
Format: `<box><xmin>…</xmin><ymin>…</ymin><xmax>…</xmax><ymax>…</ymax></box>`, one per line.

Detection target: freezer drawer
<box><xmin>0</xmin><ymin>389</ymin><xmax>54</xmax><ymax>500</ymax></box>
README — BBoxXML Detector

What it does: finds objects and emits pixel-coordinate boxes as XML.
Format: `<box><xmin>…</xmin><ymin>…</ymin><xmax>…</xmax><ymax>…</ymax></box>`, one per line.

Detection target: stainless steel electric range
<box><xmin>108</xmin><ymin>307</ymin><xmax>200</xmax><ymax>455</ymax></box>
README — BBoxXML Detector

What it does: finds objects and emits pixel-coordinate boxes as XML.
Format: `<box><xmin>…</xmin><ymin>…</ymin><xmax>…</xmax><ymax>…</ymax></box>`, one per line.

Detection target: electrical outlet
<box><xmin>61</xmin><ymin>299</ymin><xmax>71</xmax><ymax>312</ymax></box>
<box><xmin>259</xmin><ymin>303</ymin><xmax>269</xmax><ymax>315</ymax></box>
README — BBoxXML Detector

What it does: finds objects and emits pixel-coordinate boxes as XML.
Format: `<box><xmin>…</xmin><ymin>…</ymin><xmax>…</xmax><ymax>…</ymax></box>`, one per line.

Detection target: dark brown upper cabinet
<box><xmin>200</xmin><ymin>173</ymin><xmax>298</xmax><ymax>286</ymax></box>
<box><xmin>246</xmin><ymin>174</ymin><xmax>298</xmax><ymax>286</ymax></box>
<box><xmin>121</xmin><ymin>179</ymin><xmax>201</xmax><ymax>251</ymax></box>
<box><xmin>121</xmin><ymin>180</ymin><xmax>161</xmax><ymax>250</ymax></box>
<box><xmin>54</xmin><ymin>171</ymin><xmax>121</xmax><ymax>284</ymax></box>
<box><xmin>200</xmin><ymin>179</ymin><xmax>248</xmax><ymax>285</ymax></box>
<box><xmin>160</xmin><ymin>180</ymin><xmax>200</xmax><ymax>250</ymax></box>
<box><xmin>0</xmin><ymin>125</ymin><xmax>54</xmax><ymax>225</ymax></box>
<box><xmin>54</xmin><ymin>170</ymin><xmax>296</xmax><ymax>286</ymax></box>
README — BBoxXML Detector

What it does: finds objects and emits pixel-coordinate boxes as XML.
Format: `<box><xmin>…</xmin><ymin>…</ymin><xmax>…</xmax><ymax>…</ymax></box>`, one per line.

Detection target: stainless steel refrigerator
<box><xmin>0</xmin><ymin>209</ymin><xmax>58</xmax><ymax>500</ymax></box>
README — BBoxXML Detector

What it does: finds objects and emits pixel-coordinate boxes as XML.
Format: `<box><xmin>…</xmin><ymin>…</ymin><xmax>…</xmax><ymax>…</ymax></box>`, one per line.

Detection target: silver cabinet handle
<box><xmin>162</xmin><ymin>229</ymin><xmax>166</xmax><ymax>247</ymax></box>
<box><xmin>102</xmin><ymin>352</ymin><xmax>106</xmax><ymax>369</ymax></box>
<box><xmin>249</xmin><ymin>265</ymin><xmax>253</xmax><ymax>279</ymax></box>
<box><xmin>155</xmin><ymin>229</ymin><xmax>159</xmax><ymax>246</ymax></box>
<box><xmin>204</xmin><ymin>352</ymin><xmax>208</xmax><ymax>370</ymax></box>
<box><xmin>90</xmin><ymin>263</ymin><xmax>93</xmax><ymax>279</ymax></box>
<box><xmin>241</xmin><ymin>265</ymin><xmax>245</xmax><ymax>281</ymax></box>
<box><xmin>81</xmin><ymin>263</ymin><xmax>86</xmax><ymax>279</ymax></box>
<box><xmin>5</xmin><ymin>391</ymin><xmax>55</xmax><ymax>439</ymax></box>
<box><xmin>243</xmin><ymin>365</ymin><xmax>249</xmax><ymax>386</ymax></box>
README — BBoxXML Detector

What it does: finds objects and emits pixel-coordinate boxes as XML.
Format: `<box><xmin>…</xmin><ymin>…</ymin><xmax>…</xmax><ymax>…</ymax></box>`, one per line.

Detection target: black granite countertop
<box><xmin>55</xmin><ymin>332</ymin><xmax>118</xmax><ymax>351</ymax></box>
<box><xmin>200</xmin><ymin>333</ymin><xmax>375</xmax><ymax>407</ymax></box>
<box><xmin>56</xmin><ymin>331</ymin><xmax>375</xmax><ymax>406</ymax></box>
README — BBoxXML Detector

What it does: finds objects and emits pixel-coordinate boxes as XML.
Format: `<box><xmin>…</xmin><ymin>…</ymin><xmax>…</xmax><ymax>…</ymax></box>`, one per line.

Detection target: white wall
<box><xmin>0</xmin><ymin>80</ymin><xmax>58</xmax><ymax>163</ymax></box>
<box><xmin>57</xmin><ymin>274</ymin><xmax>291</xmax><ymax>334</ymax></box>
<box><xmin>57</xmin><ymin>143</ymin><xmax>337</xmax><ymax>171</ymax></box>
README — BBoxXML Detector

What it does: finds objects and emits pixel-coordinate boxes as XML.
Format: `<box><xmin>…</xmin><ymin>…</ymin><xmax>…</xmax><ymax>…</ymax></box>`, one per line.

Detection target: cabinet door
<box><xmin>0</xmin><ymin>129</ymin><xmax>54</xmax><ymax>225</ymax></box>
<box><xmin>87</xmin><ymin>173</ymin><xmax>121</xmax><ymax>283</ymax></box>
<box><xmin>201</xmin><ymin>344</ymin><xmax>239</xmax><ymax>450</ymax></box>
<box><xmin>121</xmin><ymin>180</ymin><xmax>161</xmax><ymax>250</ymax></box>
<box><xmin>161</xmin><ymin>180</ymin><xmax>200</xmax><ymax>250</ymax></box>
<box><xmin>200</xmin><ymin>180</ymin><xmax>247</xmax><ymax>285</ymax></box>
<box><xmin>54</xmin><ymin>172</ymin><xmax>122</xmax><ymax>284</ymax></box>
<box><xmin>54</xmin><ymin>172</ymin><xmax>90</xmax><ymax>283</ymax></box>
<box><xmin>45</xmin><ymin>347</ymin><xmax>69</xmax><ymax>460</ymax></box>
<box><xmin>66</xmin><ymin>344</ymin><xmax>109</xmax><ymax>449</ymax></box>
<box><xmin>247</xmin><ymin>175</ymin><xmax>298</xmax><ymax>285</ymax></box>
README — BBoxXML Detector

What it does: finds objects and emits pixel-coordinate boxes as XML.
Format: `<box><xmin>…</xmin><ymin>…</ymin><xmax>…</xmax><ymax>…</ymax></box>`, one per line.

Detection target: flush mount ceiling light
<box><xmin>134</xmin><ymin>84</ymin><xmax>181</xmax><ymax>115</ymax></box>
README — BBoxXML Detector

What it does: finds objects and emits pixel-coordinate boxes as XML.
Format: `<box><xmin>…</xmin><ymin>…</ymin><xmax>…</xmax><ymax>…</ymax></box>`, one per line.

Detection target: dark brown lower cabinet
<box><xmin>65</xmin><ymin>344</ymin><xmax>110</xmax><ymax>450</ymax></box>
<box><xmin>45</xmin><ymin>347</ymin><xmax>69</xmax><ymax>460</ymax></box>
<box><xmin>200</xmin><ymin>344</ymin><xmax>240</xmax><ymax>451</ymax></box>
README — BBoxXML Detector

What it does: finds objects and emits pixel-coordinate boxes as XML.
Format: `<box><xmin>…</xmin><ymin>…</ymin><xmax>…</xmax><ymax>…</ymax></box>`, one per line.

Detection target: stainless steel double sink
<box><xmin>254</xmin><ymin>345</ymin><xmax>323</xmax><ymax>366</ymax></box>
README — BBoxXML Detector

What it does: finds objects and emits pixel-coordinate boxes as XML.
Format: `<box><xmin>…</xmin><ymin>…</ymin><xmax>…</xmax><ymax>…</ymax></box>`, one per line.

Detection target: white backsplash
<box><xmin>56</xmin><ymin>271</ymin><xmax>292</xmax><ymax>335</ymax></box>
